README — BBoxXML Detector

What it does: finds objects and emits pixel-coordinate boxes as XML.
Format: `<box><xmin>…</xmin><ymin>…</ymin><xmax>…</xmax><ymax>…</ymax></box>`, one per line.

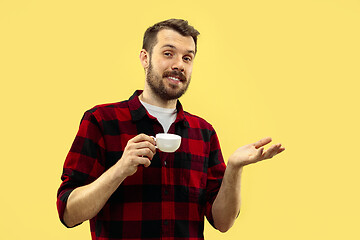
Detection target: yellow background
<box><xmin>1</xmin><ymin>0</ymin><xmax>359</xmax><ymax>239</ymax></box>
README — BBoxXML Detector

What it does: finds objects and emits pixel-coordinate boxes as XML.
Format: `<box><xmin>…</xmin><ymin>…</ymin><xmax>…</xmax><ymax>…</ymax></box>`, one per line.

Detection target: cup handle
<box><xmin>151</xmin><ymin>136</ymin><xmax>158</xmax><ymax>148</ymax></box>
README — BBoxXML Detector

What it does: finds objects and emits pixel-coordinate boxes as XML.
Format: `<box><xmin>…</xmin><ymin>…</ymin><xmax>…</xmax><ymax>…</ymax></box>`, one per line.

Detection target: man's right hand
<box><xmin>115</xmin><ymin>134</ymin><xmax>157</xmax><ymax>178</ymax></box>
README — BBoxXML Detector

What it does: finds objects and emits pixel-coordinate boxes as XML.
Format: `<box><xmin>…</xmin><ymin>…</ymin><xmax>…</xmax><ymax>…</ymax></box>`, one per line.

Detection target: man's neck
<box><xmin>140</xmin><ymin>88</ymin><xmax>177</xmax><ymax>109</ymax></box>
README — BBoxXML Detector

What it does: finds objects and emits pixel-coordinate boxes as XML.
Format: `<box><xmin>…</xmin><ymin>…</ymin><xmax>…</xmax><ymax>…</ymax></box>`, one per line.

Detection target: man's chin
<box><xmin>162</xmin><ymin>88</ymin><xmax>187</xmax><ymax>100</ymax></box>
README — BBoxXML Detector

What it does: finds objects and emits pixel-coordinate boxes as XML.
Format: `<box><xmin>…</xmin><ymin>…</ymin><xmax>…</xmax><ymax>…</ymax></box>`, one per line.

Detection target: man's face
<box><xmin>145</xmin><ymin>29</ymin><xmax>196</xmax><ymax>101</ymax></box>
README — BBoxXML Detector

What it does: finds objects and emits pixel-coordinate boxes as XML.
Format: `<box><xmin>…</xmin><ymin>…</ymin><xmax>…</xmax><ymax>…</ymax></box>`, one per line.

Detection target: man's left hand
<box><xmin>228</xmin><ymin>137</ymin><xmax>285</xmax><ymax>168</ymax></box>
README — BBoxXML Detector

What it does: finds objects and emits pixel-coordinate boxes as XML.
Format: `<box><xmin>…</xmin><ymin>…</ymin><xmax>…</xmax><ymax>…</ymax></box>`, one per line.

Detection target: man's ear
<box><xmin>139</xmin><ymin>49</ymin><xmax>150</xmax><ymax>70</ymax></box>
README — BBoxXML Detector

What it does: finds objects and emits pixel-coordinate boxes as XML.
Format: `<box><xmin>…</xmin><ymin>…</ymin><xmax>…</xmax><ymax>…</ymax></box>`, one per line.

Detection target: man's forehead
<box><xmin>155</xmin><ymin>29</ymin><xmax>195</xmax><ymax>53</ymax></box>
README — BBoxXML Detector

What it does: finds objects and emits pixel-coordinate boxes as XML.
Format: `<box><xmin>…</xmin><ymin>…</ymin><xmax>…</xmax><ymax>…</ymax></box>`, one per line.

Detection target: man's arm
<box><xmin>63</xmin><ymin>134</ymin><xmax>156</xmax><ymax>227</ymax></box>
<box><xmin>212</xmin><ymin>137</ymin><xmax>285</xmax><ymax>232</ymax></box>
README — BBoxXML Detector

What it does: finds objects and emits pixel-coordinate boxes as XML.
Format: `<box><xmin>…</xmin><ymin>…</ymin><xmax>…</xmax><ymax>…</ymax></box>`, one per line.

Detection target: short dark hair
<box><xmin>142</xmin><ymin>19</ymin><xmax>200</xmax><ymax>54</ymax></box>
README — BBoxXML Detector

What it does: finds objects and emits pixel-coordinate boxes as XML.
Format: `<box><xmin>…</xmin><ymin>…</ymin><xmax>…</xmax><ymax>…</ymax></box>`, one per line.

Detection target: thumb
<box><xmin>253</xmin><ymin>147</ymin><xmax>264</xmax><ymax>162</ymax></box>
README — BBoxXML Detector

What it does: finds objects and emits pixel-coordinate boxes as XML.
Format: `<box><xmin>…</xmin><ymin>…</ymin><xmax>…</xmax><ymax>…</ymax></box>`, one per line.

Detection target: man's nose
<box><xmin>171</xmin><ymin>58</ymin><xmax>185</xmax><ymax>72</ymax></box>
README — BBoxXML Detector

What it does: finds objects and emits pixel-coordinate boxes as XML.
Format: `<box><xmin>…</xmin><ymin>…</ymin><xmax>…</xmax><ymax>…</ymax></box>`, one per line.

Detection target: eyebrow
<box><xmin>161</xmin><ymin>44</ymin><xmax>195</xmax><ymax>56</ymax></box>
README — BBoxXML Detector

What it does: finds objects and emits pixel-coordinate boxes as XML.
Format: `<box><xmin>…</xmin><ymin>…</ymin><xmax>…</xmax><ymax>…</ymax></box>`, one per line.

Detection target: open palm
<box><xmin>229</xmin><ymin>137</ymin><xmax>285</xmax><ymax>168</ymax></box>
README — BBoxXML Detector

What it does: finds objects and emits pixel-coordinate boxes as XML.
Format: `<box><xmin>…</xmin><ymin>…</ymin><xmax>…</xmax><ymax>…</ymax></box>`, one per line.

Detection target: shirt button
<box><xmin>164</xmin><ymin>161</ymin><xmax>167</xmax><ymax>166</ymax></box>
<box><xmin>164</xmin><ymin>189</ymin><xmax>168</xmax><ymax>195</ymax></box>
<box><xmin>164</xmin><ymin>220</ymin><xmax>168</xmax><ymax>225</ymax></box>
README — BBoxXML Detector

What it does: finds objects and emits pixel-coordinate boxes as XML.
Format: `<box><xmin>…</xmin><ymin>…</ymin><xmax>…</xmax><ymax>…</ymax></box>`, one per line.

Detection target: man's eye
<box><xmin>164</xmin><ymin>52</ymin><xmax>172</xmax><ymax>57</ymax></box>
<box><xmin>183</xmin><ymin>56</ymin><xmax>192</xmax><ymax>62</ymax></box>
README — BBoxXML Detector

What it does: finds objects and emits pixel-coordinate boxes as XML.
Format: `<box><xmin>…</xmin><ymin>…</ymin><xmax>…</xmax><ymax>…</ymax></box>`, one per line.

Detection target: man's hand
<box><xmin>115</xmin><ymin>134</ymin><xmax>157</xmax><ymax>178</ymax></box>
<box><xmin>228</xmin><ymin>137</ymin><xmax>285</xmax><ymax>168</ymax></box>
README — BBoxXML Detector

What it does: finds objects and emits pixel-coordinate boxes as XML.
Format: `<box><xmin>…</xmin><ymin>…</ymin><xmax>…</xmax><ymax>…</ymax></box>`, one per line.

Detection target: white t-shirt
<box><xmin>140</xmin><ymin>100</ymin><xmax>177</xmax><ymax>133</ymax></box>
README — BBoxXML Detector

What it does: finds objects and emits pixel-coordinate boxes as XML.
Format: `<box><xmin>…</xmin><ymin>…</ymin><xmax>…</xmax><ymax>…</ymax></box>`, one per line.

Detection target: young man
<box><xmin>57</xmin><ymin>19</ymin><xmax>285</xmax><ymax>239</ymax></box>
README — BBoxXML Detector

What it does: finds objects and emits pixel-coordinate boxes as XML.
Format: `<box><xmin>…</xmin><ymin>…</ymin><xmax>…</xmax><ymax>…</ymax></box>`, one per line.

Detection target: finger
<box><xmin>262</xmin><ymin>144</ymin><xmax>281</xmax><ymax>159</ymax></box>
<box><xmin>274</xmin><ymin>144</ymin><xmax>285</xmax><ymax>155</ymax></box>
<box><xmin>254</xmin><ymin>137</ymin><xmax>272</xmax><ymax>149</ymax></box>
<box><xmin>128</xmin><ymin>134</ymin><xmax>145</xmax><ymax>143</ymax></box>
<box><xmin>131</xmin><ymin>133</ymin><xmax>155</xmax><ymax>144</ymax></box>
<box><xmin>253</xmin><ymin>147</ymin><xmax>264</xmax><ymax>162</ymax></box>
<box><xmin>136</xmin><ymin>157</ymin><xmax>152</xmax><ymax>167</ymax></box>
<box><xmin>278</xmin><ymin>147</ymin><xmax>285</xmax><ymax>153</ymax></box>
<box><xmin>137</xmin><ymin>148</ymin><xmax>155</xmax><ymax>160</ymax></box>
<box><xmin>127</xmin><ymin>134</ymin><xmax>156</xmax><ymax>153</ymax></box>
<box><xmin>133</xmin><ymin>141</ymin><xmax>156</xmax><ymax>154</ymax></box>
<box><xmin>274</xmin><ymin>147</ymin><xmax>285</xmax><ymax>155</ymax></box>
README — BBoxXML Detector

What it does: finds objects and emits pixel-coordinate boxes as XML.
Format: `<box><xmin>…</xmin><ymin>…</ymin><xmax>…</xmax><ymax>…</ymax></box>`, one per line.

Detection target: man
<box><xmin>57</xmin><ymin>19</ymin><xmax>285</xmax><ymax>239</ymax></box>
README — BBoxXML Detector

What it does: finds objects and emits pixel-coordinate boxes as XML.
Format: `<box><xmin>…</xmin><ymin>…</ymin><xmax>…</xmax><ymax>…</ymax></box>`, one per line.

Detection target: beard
<box><xmin>146</xmin><ymin>60</ymin><xmax>191</xmax><ymax>101</ymax></box>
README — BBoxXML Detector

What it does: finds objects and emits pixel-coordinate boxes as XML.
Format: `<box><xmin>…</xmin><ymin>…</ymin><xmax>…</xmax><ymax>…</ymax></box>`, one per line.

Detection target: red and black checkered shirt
<box><xmin>57</xmin><ymin>90</ymin><xmax>226</xmax><ymax>240</ymax></box>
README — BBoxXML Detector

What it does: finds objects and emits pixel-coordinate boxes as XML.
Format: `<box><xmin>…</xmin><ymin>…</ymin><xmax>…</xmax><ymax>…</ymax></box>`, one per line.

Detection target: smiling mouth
<box><xmin>167</xmin><ymin>76</ymin><xmax>182</xmax><ymax>83</ymax></box>
<box><xmin>163</xmin><ymin>70</ymin><xmax>186</xmax><ymax>83</ymax></box>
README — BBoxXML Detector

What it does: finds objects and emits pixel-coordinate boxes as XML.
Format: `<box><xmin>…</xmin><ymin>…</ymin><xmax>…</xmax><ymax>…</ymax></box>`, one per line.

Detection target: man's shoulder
<box><xmin>89</xmin><ymin>100</ymin><xmax>128</xmax><ymax>112</ymax></box>
<box><xmin>84</xmin><ymin>99</ymin><xmax>131</xmax><ymax>121</ymax></box>
<box><xmin>183</xmin><ymin>111</ymin><xmax>215</xmax><ymax>131</ymax></box>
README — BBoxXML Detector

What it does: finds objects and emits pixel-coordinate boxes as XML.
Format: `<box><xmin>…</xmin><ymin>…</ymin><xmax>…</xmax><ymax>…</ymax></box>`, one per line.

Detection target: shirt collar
<box><xmin>128</xmin><ymin>90</ymin><xmax>189</xmax><ymax>128</ymax></box>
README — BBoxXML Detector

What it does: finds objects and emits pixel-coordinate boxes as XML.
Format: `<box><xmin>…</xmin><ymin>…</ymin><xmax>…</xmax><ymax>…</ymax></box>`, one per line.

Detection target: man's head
<box><xmin>142</xmin><ymin>19</ymin><xmax>200</xmax><ymax>55</ymax></box>
<box><xmin>140</xmin><ymin>19</ymin><xmax>200</xmax><ymax>101</ymax></box>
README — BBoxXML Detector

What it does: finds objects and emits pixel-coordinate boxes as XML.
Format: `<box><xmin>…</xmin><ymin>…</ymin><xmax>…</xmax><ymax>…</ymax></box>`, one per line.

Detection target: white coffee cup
<box><xmin>154</xmin><ymin>133</ymin><xmax>181</xmax><ymax>153</ymax></box>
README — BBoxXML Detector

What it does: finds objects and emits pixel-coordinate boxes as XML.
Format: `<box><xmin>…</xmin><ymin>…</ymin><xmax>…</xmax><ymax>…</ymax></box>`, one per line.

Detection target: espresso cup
<box><xmin>154</xmin><ymin>133</ymin><xmax>181</xmax><ymax>153</ymax></box>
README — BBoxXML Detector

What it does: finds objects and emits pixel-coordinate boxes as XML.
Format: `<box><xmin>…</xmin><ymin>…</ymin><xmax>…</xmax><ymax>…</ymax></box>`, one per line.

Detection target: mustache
<box><xmin>162</xmin><ymin>70</ymin><xmax>186</xmax><ymax>82</ymax></box>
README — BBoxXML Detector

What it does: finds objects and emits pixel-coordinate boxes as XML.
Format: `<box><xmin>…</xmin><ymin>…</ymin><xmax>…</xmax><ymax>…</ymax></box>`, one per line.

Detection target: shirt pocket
<box><xmin>178</xmin><ymin>154</ymin><xmax>208</xmax><ymax>203</ymax></box>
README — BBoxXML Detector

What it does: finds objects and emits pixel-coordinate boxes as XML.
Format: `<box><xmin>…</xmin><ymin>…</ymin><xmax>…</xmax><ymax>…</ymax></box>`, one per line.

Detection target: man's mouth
<box><xmin>163</xmin><ymin>71</ymin><xmax>186</xmax><ymax>84</ymax></box>
<box><xmin>167</xmin><ymin>76</ymin><xmax>182</xmax><ymax>83</ymax></box>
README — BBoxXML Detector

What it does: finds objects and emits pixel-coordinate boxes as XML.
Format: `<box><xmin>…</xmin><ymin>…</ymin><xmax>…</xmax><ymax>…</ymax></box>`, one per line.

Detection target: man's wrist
<box><xmin>225</xmin><ymin>161</ymin><xmax>244</xmax><ymax>181</ymax></box>
<box><xmin>227</xmin><ymin>158</ymin><xmax>245</xmax><ymax>170</ymax></box>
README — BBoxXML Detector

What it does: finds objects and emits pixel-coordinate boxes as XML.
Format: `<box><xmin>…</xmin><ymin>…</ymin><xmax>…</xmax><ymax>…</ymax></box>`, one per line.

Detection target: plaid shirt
<box><xmin>57</xmin><ymin>90</ymin><xmax>226</xmax><ymax>240</ymax></box>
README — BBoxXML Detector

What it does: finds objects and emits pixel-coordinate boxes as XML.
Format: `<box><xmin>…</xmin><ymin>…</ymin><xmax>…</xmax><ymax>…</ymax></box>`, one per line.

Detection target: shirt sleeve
<box><xmin>204</xmin><ymin>128</ymin><xmax>226</xmax><ymax>229</ymax></box>
<box><xmin>56</xmin><ymin>110</ymin><xmax>106</xmax><ymax>227</ymax></box>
